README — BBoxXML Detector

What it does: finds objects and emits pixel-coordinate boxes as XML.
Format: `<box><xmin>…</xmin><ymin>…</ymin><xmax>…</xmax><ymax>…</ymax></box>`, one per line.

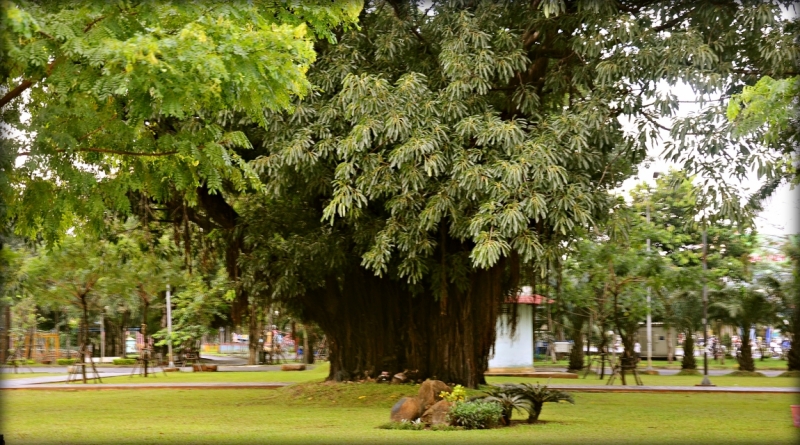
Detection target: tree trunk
<box><xmin>666</xmin><ymin>327</ymin><xmax>673</xmax><ymax>364</ymax></box>
<box><xmin>296</xmin><ymin>254</ymin><xmax>517</xmax><ymax>388</ymax></box>
<box><xmin>682</xmin><ymin>333</ymin><xmax>696</xmax><ymax>370</ymax></box>
<box><xmin>567</xmin><ymin>318</ymin><xmax>585</xmax><ymax>372</ymax></box>
<box><xmin>80</xmin><ymin>295</ymin><xmax>88</xmax><ymax>383</ymax></box>
<box><xmin>528</xmin><ymin>401</ymin><xmax>543</xmax><ymax>423</ymax></box>
<box><xmin>140</xmin><ymin>294</ymin><xmax>149</xmax><ymax>376</ymax></box>
<box><xmin>788</xmin><ymin>308</ymin><xmax>800</xmax><ymax>371</ymax></box>
<box><xmin>738</xmin><ymin>329</ymin><xmax>755</xmax><ymax>372</ymax></box>
<box><xmin>1</xmin><ymin>304</ymin><xmax>9</xmax><ymax>365</ymax></box>
<box><xmin>247</xmin><ymin>296</ymin><xmax>261</xmax><ymax>365</ymax></box>
<box><xmin>303</xmin><ymin>325</ymin><xmax>313</xmax><ymax>365</ymax></box>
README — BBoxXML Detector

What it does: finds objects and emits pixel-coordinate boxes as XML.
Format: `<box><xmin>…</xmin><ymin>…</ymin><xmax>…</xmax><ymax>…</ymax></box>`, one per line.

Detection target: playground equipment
<box><xmin>23</xmin><ymin>332</ymin><xmax>61</xmax><ymax>363</ymax></box>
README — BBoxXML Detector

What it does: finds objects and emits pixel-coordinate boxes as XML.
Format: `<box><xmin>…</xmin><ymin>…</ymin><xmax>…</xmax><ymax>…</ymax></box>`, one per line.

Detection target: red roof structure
<box><xmin>505</xmin><ymin>289</ymin><xmax>553</xmax><ymax>305</ymax></box>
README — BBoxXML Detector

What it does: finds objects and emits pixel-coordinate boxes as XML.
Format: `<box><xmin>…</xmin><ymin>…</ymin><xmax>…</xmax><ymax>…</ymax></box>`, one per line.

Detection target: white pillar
<box><xmin>167</xmin><ymin>284</ymin><xmax>174</xmax><ymax>368</ymax></box>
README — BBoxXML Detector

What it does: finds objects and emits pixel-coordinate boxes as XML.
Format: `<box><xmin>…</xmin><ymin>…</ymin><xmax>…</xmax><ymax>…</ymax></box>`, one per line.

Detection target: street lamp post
<box><xmin>167</xmin><ymin>284</ymin><xmax>174</xmax><ymax>368</ymax></box>
<box><xmin>646</xmin><ymin>199</ymin><xmax>653</xmax><ymax>371</ymax></box>
<box><xmin>100</xmin><ymin>310</ymin><xmax>105</xmax><ymax>362</ymax></box>
<box><xmin>699</xmin><ymin>228</ymin><xmax>714</xmax><ymax>386</ymax></box>
<box><xmin>645</xmin><ymin>171</ymin><xmax>660</xmax><ymax>372</ymax></box>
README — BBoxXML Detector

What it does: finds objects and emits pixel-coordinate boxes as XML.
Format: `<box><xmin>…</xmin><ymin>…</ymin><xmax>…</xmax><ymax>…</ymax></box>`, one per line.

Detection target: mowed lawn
<box><xmin>101</xmin><ymin>364</ymin><xmax>330</xmax><ymax>384</ymax></box>
<box><xmin>3</xmin><ymin>381</ymin><xmax>797</xmax><ymax>445</ymax></box>
<box><xmin>93</xmin><ymin>362</ymin><xmax>799</xmax><ymax>388</ymax></box>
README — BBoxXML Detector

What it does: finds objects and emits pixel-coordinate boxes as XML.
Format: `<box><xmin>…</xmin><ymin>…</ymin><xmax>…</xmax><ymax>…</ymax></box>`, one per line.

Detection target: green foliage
<box><xmin>377</xmin><ymin>420</ymin><xmax>425</xmax><ymax>430</ymax></box>
<box><xmin>481</xmin><ymin>382</ymin><xmax>574</xmax><ymax>423</ymax></box>
<box><xmin>727</xmin><ymin>76</ymin><xmax>799</xmax><ymax>182</ymax></box>
<box><xmin>112</xmin><ymin>358</ymin><xmax>136</xmax><ymax>366</ymax></box>
<box><xmin>56</xmin><ymin>358</ymin><xmax>75</xmax><ymax>365</ymax></box>
<box><xmin>711</xmin><ymin>282</ymin><xmax>777</xmax><ymax>372</ymax></box>
<box><xmin>446</xmin><ymin>400</ymin><xmax>503</xmax><ymax>430</ymax></box>
<box><xmin>440</xmin><ymin>384</ymin><xmax>466</xmax><ymax>403</ymax></box>
<box><xmin>0</xmin><ymin>0</ymin><xmax>361</xmax><ymax>244</ymax></box>
<box><xmin>481</xmin><ymin>389</ymin><xmax>530</xmax><ymax>425</ymax></box>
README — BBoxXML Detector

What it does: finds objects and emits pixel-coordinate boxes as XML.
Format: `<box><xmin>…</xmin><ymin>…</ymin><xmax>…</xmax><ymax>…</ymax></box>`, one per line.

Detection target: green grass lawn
<box><xmin>0</xmin><ymin>372</ymin><xmax>64</xmax><ymax>380</ymax></box>
<box><xmin>487</xmin><ymin>374</ymin><xmax>800</xmax><ymax>387</ymax></box>
<box><xmin>102</xmin><ymin>364</ymin><xmax>330</xmax><ymax>384</ymax></box>
<box><xmin>2</xmin><ymin>381</ymin><xmax>796</xmax><ymax>444</ymax></box>
<box><xmin>95</xmin><ymin>362</ymin><xmax>799</xmax><ymax>388</ymax></box>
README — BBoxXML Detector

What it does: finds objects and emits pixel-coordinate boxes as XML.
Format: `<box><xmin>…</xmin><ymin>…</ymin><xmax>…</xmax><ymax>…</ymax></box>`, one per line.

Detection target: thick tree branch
<box><xmin>18</xmin><ymin>147</ymin><xmax>178</xmax><ymax>157</ymax></box>
<box><xmin>0</xmin><ymin>58</ymin><xmax>61</xmax><ymax>108</ymax></box>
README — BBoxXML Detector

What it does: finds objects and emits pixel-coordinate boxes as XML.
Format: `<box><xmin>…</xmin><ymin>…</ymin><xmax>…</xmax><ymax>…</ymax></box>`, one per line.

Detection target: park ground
<box><xmin>3</xmin><ymin>362</ymin><xmax>799</xmax><ymax>444</ymax></box>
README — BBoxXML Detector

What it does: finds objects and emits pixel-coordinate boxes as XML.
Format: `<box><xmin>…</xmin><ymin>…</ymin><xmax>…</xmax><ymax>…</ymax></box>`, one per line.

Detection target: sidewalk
<box><xmin>3</xmin><ymin>381</ymin><xmax>290</xmax><ymax>390</ymax></box>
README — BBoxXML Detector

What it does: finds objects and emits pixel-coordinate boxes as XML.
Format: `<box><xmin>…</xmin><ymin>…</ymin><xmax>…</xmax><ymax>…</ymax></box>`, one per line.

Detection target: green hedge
<box><xmin>56</xmin><ymin>359</ymin><xmax>76</xmax><ymax>365</ymax></box>
<box><xmin>112</xmin><ymin>358</ymin><xmax>137</xmax><ymax>365</ymax></box>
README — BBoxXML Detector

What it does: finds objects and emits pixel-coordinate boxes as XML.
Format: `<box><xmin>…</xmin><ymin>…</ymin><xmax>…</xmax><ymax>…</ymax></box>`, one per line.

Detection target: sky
<box><xmin>615</xmin><ymin>81</ymin><xmax>798</xmax><ymax>237</ymax></box>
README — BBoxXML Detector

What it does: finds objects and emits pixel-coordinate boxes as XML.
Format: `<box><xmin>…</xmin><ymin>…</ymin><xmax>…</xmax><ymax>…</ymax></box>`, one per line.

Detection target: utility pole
<box><xmin>699</xmin><ymin>228</ymin><xmax>714</xmax><ymax>386</ymax></box>
<box><xmin>167</xmin><ymin>284</ymin><xmax>174</xmax><ymax>368</ymax></box>
<box><xmin>100</xmin><ymin>310</ymin><xmax>105</xmax><ymax>363</ymax></box>
<box><xmin>646</xmin><ymin>199</ymin><xmax>653</xmax><ymax>371</ymax></box>
<box><xmin>645</xmin><ymin>171</ymin><xmax>660</xmax><ymax>373</ymax></box>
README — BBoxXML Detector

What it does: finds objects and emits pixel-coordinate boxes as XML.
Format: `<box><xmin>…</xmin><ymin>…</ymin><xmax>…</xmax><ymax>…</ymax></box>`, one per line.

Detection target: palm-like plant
<box><xmin>483</xmin><ymin>382</ymin><xmax>575</xmax><ymax>423</ymax></box>
<box><xmin>671</xmin><ymin>289</ymin><xmax>703</xmax><ymax>370</ymax></box>
<box><xmin>711</xmin><ymin>285</ymin><xmax>776</xmax><ymax>372</ymax></box>
<box><xmin>482</xmin><ymin>387</ymin><xmax>531</xmax><ymax>425</ymax></box>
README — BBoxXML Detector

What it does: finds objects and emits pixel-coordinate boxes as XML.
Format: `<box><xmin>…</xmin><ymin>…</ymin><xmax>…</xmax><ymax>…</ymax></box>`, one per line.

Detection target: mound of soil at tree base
<box><xmin>726</xmin><ymin>371</ymin><xmax>766</xmax><ymax>377</ymax></box>
<box><xmin>676</xmin><ymin>369</ymin><xmax>702</xmax><ymax>376</ymax></box>
<box><xmin>777</xmin><ymin>371</ymin><xmax>800</xmax><ymax>377</ymax></box>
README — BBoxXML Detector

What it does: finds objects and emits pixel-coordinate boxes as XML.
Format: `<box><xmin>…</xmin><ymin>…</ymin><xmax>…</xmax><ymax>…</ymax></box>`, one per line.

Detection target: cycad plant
<box><xmin>482</xmin><ymin>386</ymin><xmax>531</xmax><ymax>425</ymax></box>
<box><xmin>483</xmin><ymin>382</ymin><xmax>574</xmax><ymax>423</ymax></box>
<box><xmin>711</xmin><ymin>286</ymin><xmax>776</xmax><ymax>372</ymax></box>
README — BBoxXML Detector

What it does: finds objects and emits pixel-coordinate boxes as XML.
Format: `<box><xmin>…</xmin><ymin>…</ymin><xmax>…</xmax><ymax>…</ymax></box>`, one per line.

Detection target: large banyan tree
<box><xmin>240</xmin><ymin>0</ymin><xmax>797</xmax><ymax>385</ymax></box>
<box><xmin>3</xmin><ymin>1</ymin><xmax>797</xmax><ymax>386</ymax></box>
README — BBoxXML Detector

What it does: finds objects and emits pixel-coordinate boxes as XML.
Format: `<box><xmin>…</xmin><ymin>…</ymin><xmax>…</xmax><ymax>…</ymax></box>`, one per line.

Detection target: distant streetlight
<box><xmin>645</xmin><ymin>171</ymin><xmax>661</xmax><ymax>372</ymax></box>
<box><xmin>699</xmin><ymin>225</ymin><xmax>714</xmax><ymax>386</ymax></box>
<box><xmin>167</xmin><ymin>284</ymin><xmax>174</xmax><ymax>368</ymax></box>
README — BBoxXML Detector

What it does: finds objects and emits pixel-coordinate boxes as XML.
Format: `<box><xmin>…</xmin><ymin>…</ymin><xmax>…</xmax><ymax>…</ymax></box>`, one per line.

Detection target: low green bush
<box><xmin>112</xmin><ymin>358</ymin><xmax>137</xmax><ymax>365</ymax></box>
<box><xmin>447</xmin><ymin>400</ymin><xmax>502</xmax><ymax>430</ymax></box>
<box><xmin>56</xmin><ymin>359</ymin><xmax>76</xmax><ymax>365</ymax></box>
<box><xmin>377</xmin><ymin>420</ymin><xmax>425</xmax><ymax>430</ymax></box>
<box><xmin>726</xmin><ymin>370</ymin><xmax>766</xmax><ymax>377</ymax></box>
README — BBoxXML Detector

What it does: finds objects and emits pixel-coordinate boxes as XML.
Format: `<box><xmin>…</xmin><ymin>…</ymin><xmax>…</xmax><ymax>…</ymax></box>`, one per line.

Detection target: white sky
<box><xmin>615</xmin><ymin>81</ymin><xmax>798</xmax><ymax>236</ymax></box>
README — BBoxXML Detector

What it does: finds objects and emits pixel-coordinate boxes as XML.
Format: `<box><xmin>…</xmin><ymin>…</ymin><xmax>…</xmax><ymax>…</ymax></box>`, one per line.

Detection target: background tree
<box><xmin>670</xmin><ymin>289</ymin><xmax>702</xmax><ymax>370</ymax></box>
<box><xmin>25</xmin><ymin>234</ymin><xmax>113</xmax><ymax>381</ymax></box>
<box><xmin>711</xmin><ymin>285</ymin><xmax>776</xmax><ymax>372</ymax></box>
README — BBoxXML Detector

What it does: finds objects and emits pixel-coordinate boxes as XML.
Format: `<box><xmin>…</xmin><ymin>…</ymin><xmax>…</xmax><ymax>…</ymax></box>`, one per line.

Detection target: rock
<box><xmin>281</xmin><ymin>364</ymin><xmax>306</xmax><ymax>371</ymax></box>
<box><xmin>391</xmin><ymin>372</ymin><xmax>407</xmax><ymax>384</ymax></box>
<box><xmin>417</xmin><ymin>379</ymin><xmax>451</xmax><ymax>411</ymax></box>
<box><xmin>390</xmin><ymin>397</ymin><xmax>423</xmax><ymax>422</ymax></box>
<box><xmin>421</xmin><ymin>400</ymin><xmax>452</xmax><ymax>425</ymax></box>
